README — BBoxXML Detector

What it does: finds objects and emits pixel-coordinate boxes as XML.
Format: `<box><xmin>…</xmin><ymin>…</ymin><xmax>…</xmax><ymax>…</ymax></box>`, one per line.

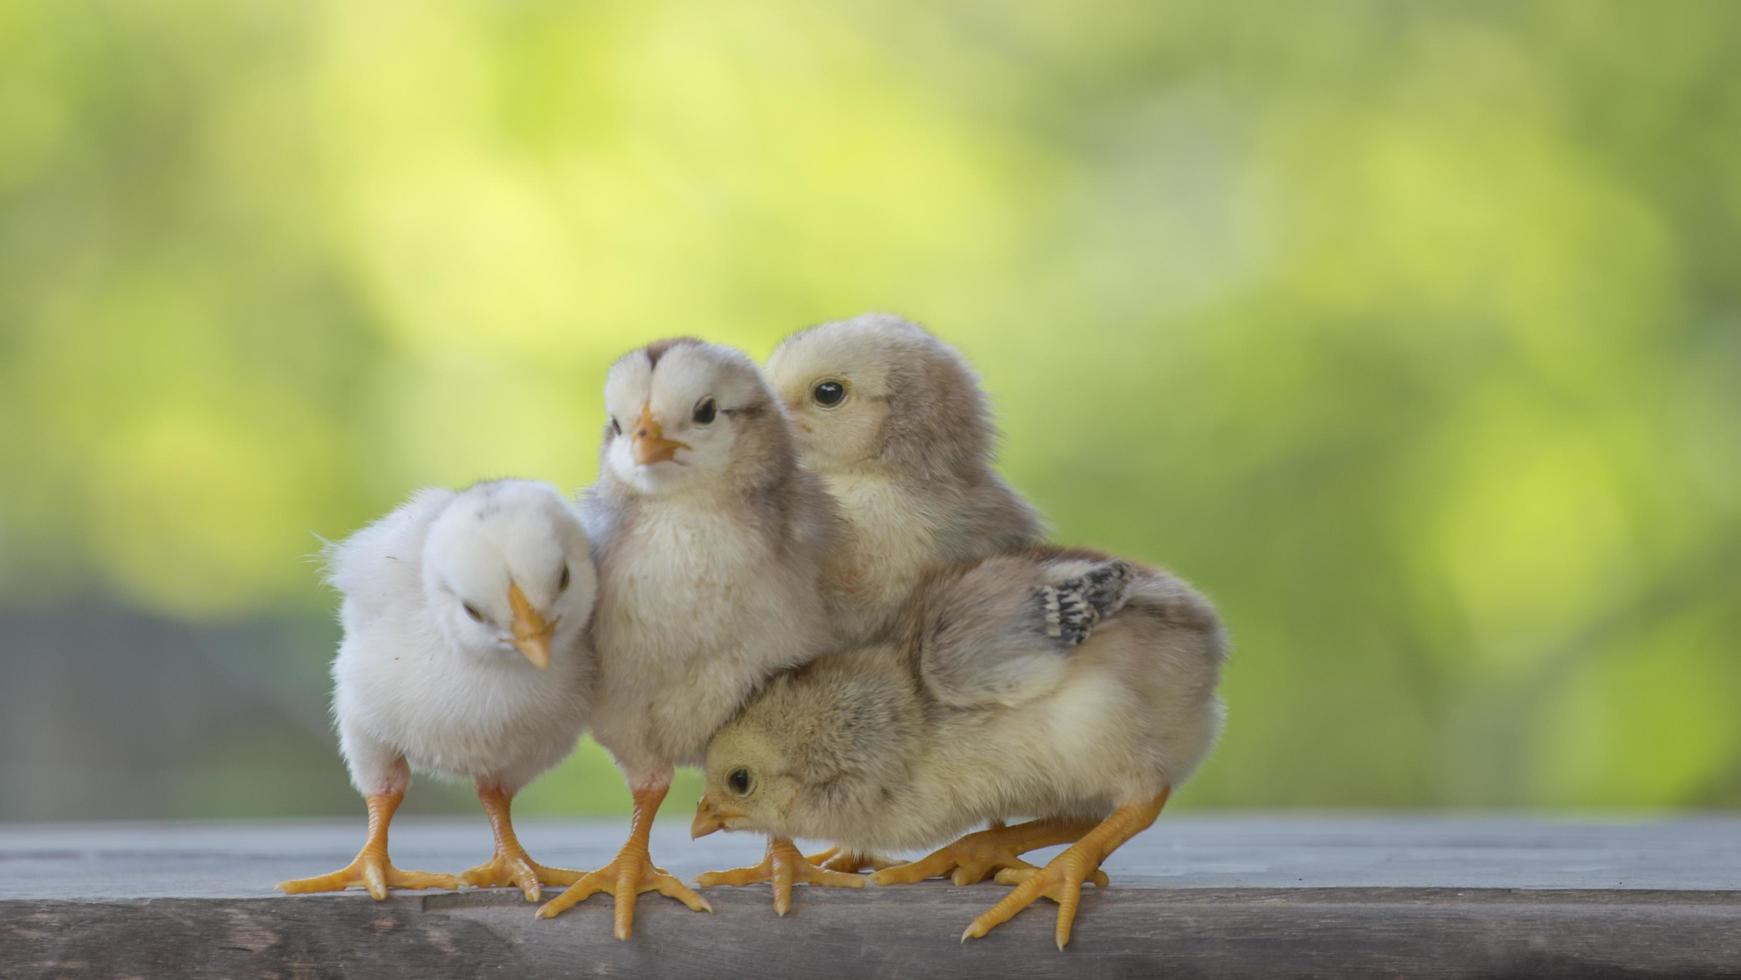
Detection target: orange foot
<box><xmin>534</xmin><ymin>844</ymin><xmax>709</xmax><ymax>938</ymax></box>
<box><xmin>962</xmin><ymin>790</ymin><xmax>1168</xmax><ymax>949</ymax></box>
<box><xmin>279</xmin><ymin>852</ymin><xmax>457</xmax><ymax>900</ymax></box>
<box><xmin>277</xmin><ymin>792</ymin><xmax>457</xmax><ymax>900</ymax></box>
<box><xmin>803</xmin><ymin>846</ymin><xmax>900</xmax><ymax>874</ymax></box>
<box><xmin>460</xmin><ymin>783</ymin><xmax>581</xmax><ymax>902</ymax></box>
<box><xmin>697</xmin><ymin>837</ymin><xmax>865</xmax><ymax>915</ymax></box>
<box><xmin>461</xmin><ymin>847</ymin><xmax>581</xmax><ymax>902</ymax></box>
<box><xmin>871</xmin><ymin>818</ymin><xmax>1106</xmax><ymax>887</ymax></box>
<box><xmin>533</xmin><ymin>783</ymin><xmax>710</xmax><ymax>940</ymax></box>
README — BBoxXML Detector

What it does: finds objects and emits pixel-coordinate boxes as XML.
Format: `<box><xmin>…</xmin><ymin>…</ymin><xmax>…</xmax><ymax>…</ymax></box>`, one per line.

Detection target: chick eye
<box><xmin>558</xmin><ymin>563</ymin><xmax>571</xmax><ymax>591</ymax></box>
<box><xmin>609</xmin><ymin>417</ymin><xmax>622</xmax><ymax>436</ymax></box>
<box><xmin>727</xmin><ymin>767</ymin><xmax>752</xmax><ymax>795</ymax></box>
<box><xmin>463</xmin><ymin>602</ymin><xmax>486</xmax><ymax>624</ymax></box>
<box><xmin>692</xmin><ymin>397</ymin><xmax>717</xmax><ymax>425</ymax></box>
<box><xmin>812</xmin><ymin>380</ymin><xmax>846</xmax><ymax>407</ymax></box>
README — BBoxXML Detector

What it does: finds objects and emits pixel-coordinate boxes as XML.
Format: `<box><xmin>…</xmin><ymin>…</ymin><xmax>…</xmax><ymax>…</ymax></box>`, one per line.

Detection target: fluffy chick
<box><xmin>534</xmin><ymin>338</ymin><xmax>855</xmax><ymax>938</ymax></box>
<box><xmin>693</xmin><ymin>548</ymin><xmax>1226</xmax><ymax>948</ymax></box>
<box><xmin>279</xmin><ymin>480</ymin><xmax>597</xmax><ymax>902</ymax></box>
<box><xmin>768</xmin><ymin>313</ymin><xmax>1046</xmax><ymax>649</ymax></box>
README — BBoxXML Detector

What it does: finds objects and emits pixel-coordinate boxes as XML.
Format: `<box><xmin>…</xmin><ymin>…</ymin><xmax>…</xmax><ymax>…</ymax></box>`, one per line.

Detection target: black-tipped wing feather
<box><xmin>1034</xmin><ymin>560</ymin><xmax>1132</xmax><ymax>646</ymax></box>
<box><xmin>915</xmin><ymin>554</ymin><xmax>1133</xmax><ymax>709</ymax></box>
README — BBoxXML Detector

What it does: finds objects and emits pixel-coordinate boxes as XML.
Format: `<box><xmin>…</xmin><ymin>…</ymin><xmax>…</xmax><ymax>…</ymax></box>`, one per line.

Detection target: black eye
<box><xmin>812</xmin><ymin>380</ymin><xmax>846</xmax><ymax>407</ymax></box>
<box><xmin>609</xmin><ymin>417</ymin><xmax>622</xmax><ymax>436</ymax></box>
<box><xmin>727</xmin><ymin>767</ymin><xmax>752</xmax><ymax>795</ymax></box>
<box><xmin>692</xmin><ymin>397</ymin><xmax>717</xmax><ymax>425</ymax></box>
<box><xmin>463</xmin><ymin>602</ymin><xmax>486</xmax><ymax>623</ymax></box>
<box><xmin>558</xmin><ymin>563</ymin><xmax>571</xmax><ymax>591</ymax></box>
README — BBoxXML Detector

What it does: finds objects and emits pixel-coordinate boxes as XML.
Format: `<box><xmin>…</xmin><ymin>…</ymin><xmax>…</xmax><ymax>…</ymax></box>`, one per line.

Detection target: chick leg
<box><xmin>535</xmin><ymin>782</ymin><xmax>711</xmax><ymax>940</ymax></box>
<box><xmin>870</xmin><ymin>817</ymin><xmax>1108</xmax><ymax>887</ymax></box>
<box><xmin>963</xmin><ymin>788</ymin><xmax>1170</xmax><ymax>950</ymax></box>
<box><xmin>696</xmin><ymin>836</ymin><xmax>866</xmax><ymax>915</ymax></box>
<box><xmin>459</xmin><ymin>783</ymin><xmax>583</xmax><ymax>902</ymax></box>
<box><xmin>277</xmin><ymin>791</ymin><xmax>458</xmax><ymax>900</ymax></box>
<box><xmin>803</xmin><ymin>846</ymin><xmax>901</xmax><ymax>874</ymax></box>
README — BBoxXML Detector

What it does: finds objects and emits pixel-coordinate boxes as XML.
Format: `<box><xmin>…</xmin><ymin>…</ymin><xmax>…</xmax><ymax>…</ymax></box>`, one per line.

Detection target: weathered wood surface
<box><xmin>3</xmin><ymin>817</ymin><xmax>1739</xmax><ymax>978</ymax></box>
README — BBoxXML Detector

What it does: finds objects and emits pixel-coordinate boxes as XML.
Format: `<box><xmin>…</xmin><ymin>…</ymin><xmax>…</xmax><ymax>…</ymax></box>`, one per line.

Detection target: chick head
<box><xmin>601</xmin><ymin>338</ymin><xmax>786</xmax><ymax>495</ymax></box>
<box><xmin>692</xmin><ymin>650</ymin><xmax>919</xmax><ymax>843</ymax></box>
<box><xmin>421</xmin><ymin>480</ymin><xmax>596</xmax><ymax>669</ymax></box>
<box><xmin>767</xmin><ymin>313</ymin><xmax>995</xmax><ymax>477</ymax></box>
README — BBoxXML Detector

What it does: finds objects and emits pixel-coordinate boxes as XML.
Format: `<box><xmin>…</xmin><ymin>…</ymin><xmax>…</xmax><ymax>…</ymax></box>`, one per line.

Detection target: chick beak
<box><xmin>507</xmin><ymin>581</ymin><xmax>555</xmax><ymax>669</ymax></box>
<box><xmin>691</xmin><ymin>795</ymin><xmax>745</xmax><ymax>839</ymax></box>
<box><xmin>631</xmin><ymin>403</ymin><xmax>689</xmax><ymax>466</ymax></box>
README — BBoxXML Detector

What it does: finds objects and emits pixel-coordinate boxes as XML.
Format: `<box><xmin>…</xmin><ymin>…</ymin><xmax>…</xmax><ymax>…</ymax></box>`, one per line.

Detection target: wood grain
<box><xmin>3</xmin><ymin>818</ymin><xmax>1739</xmax><ymax>978</ymax></box>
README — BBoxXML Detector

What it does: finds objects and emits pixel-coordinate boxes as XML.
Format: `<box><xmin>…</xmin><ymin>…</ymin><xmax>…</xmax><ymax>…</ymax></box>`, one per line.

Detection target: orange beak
<box><xmin>631</xmin><ymin>403</ymin><xmax>689</xmax><ymax>465</ymax></box>
<box><xmin>507</xmin><ymin>581</ymin><xmax>555</xmax><ymax>669</ymax></box>
<box><xmin>691</xmin><ymin>794</ymin><xmax>745</xmax><ymax>839</ymax></box>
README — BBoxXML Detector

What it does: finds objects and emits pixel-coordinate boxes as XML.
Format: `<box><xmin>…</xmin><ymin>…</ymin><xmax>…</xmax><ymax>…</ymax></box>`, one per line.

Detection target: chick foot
<box><xmin>961</xmin><ymin>789</ymin><xmax>1169</xmax><ymax>949</ymax></box>
<box><xmin>871</xmin><ymin>817</ymin><xmax>1106</xmax><ymax>887</ymax></box>
<box><xmin>277</xmin><ymin>792</ymin><xmax>458</xmax><ymax>900</ymax></box>
<box><xmin>279</xmin><ymin>854</ymin><xmax>458</xmax><ymax>900</ymax></box>
<box><xmin>698</xmin><ymin>837</ymin><xmax>865</xmax><ymax>915</ymax></box>
<box><xmin>535</xmin><ymin>848</ymin><xmax>710</xmax><ymax>936</ymax></box>
<box><xmin>460</xmin><ymin>783</ymin><xmax>581</xmax><ymax>902</ymax></box>
<box><xmin>534</xmin><ymin>784</ymin><xmax>710</xmax><ymax>940</ymax></box>
<box><xmin>803</xmin><ymin>846</ymin><xmax>900</xmax><ymax>874</ymax></box>
<box><xmin>461</xmin><ymin>849</ymin><xmax>581</xmax><ymax>902</ymax></box>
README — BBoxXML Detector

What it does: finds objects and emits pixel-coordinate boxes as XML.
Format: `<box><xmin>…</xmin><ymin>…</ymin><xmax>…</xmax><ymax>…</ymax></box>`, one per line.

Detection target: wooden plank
<box><xmin>3</xmin><ymin>818</ymin><xmax>1739</xmax><ymax>978</ymax></box>
<box><xmin>5</xmin><ymin>889</ymin><xmax>1741</xmax><ymax>979</ymax></box>
<box><xmin>3</xmin><ymin>815</ymin><xmax>1739</xmax><ymax>899</ymax></box>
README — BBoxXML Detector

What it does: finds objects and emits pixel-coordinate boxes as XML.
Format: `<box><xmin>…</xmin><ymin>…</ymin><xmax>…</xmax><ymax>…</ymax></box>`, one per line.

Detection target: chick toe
<box><xmin>460</xmin><ymin>849</ymin><xmax>582</xmax><ymax>902</ymax></box>
<box><xmin>697</xmin><ymin>837</ymin><xmax>865</xmax><ymax>915</ymax></box>
<box><xmin>871</xmin><ymin>817</ymin><xmax>1098</xmax><ymax>887</ymax></box>
<box><xmin>276</xmin><ymin>792</ymin><xmax>459</xmax><ymax>900</ymax></box>
<box><xmin>463</xmin><ymin>785</ymin><xmax>582</xmax><ymax>901</ymax></box>
<box><xmin>803</xmin><ymin>847</ymin><xmax>901</xmax><ymax>874</ymax></box>
<box><xmin>962</xmin><ymin>791</ymin><xmax>1168</xmax><ymax>949</ymax></box>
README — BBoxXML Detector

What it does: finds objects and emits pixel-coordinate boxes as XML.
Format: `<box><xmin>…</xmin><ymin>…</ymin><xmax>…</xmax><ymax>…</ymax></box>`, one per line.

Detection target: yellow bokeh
<box><xmin>3</xmin><ymin>0</ymin><xmax>1738</xmax><ymax>815</ymax></box>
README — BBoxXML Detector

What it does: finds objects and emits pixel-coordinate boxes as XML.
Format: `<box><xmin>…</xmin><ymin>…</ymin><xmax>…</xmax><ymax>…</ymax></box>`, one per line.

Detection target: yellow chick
<box><xmin>692</xmin><ymin>548</ymin><xmax>1226</xmax><ymax>948</ymax></box>
<box><xmin>768</xmin><ymin>313</ymin><xmax>1045</xmax><ymax>650</ymax></box>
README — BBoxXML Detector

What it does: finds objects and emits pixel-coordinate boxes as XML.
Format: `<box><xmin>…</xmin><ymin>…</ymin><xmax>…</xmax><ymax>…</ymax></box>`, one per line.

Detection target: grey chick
<box><xmin>768</xmin><ymin>313</ymin><xmax>1046</xmax><ymax>650</ymax></box>
<box><xmin>535</xmin><ymin>338</ymin><xmax>859</xmax><ymax>937</ymax></box>
<box><xmin>691</xmin><ymin>548</ymin><xmax>1227</xmax><ymax>949</ymax></box>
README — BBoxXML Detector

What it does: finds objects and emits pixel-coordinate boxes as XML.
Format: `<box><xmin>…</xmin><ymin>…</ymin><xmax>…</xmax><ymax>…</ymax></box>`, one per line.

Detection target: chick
<box><xmin>278</xmin><ymin>480</ymin><xmax>598</xmax><ymax>903</ymax></box>
<box><xmin>534</xmin><ymin>338</ymin><xmax>859</xmax><ymax>938</ymax></box>
<box><xmin>692</xmin><ymin>548</ymin><xmax>1226</xmax><ymax>949</ymax></box>
<box><xmin>767</xmin><ymin>313</ymin><xmax>1046</xmax><ymax>650</ymax></box>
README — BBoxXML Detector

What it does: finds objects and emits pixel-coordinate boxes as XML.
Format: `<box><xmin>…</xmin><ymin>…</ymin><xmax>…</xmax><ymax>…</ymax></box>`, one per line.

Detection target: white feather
<box><xmin>326</xmin><ymin>480</ymin><xmax>596</xmax><ymax>797</ymax></box>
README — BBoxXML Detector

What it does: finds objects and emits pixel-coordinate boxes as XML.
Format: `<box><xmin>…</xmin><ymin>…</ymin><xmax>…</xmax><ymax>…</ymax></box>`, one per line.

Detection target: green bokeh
<box><xmin>3</xmin><ymin>0</ymin><xmax>1738</xmax><ymax>816</ymax></box>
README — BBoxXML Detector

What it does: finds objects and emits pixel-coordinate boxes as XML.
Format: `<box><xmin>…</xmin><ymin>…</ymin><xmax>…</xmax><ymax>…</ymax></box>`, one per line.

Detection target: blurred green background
<box><xmin>3</xmin><ymin>0</ymin><xmax>1738</xmax><ymax>822</ymax></box>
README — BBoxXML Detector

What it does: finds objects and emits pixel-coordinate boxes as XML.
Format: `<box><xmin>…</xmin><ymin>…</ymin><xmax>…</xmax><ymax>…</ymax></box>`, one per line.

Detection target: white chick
<box><xmin>767</xmin><ymin>313</ymin><xmax>1046</xmax><ymax>649</ymax></box>
<box><xmin>692</xmin><ymin>548</ymin><xmax>1227</xmax><ymax>949</ymax></box>
<box><xmin>534</xmin><ymin>338</ymin><xmax>857</xmax><ymax>939</ymax></box>
<box><xmin>278</xmin><ymin>480</ymin><xmax>597</xmax><ymax>903</ymax></box>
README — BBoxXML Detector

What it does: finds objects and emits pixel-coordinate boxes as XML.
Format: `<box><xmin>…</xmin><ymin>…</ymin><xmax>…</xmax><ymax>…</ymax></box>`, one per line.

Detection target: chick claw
<box><xmin>960</xmin><ymin>791</ymin><xmax>1169</xmax><ymax>949</ymax></box>
<box><xmin>534</xmin><ymin>849</ymin><xmax>711</xmax><ymax>940</ymax></box>
<box><xmin>277</xmin><ymin>853</ymin><xmax>458</xmax><ymax>901</ymax></box>
<box><xmin>697</xmin><ymin>837</ymin><xmax>865</xmax><ymax>915</ymax></box>
<box><xmin>460</xmin><ymin>847</ymin><xmax>582</xmax><ymax>903</ymax></box>
<box><xmin>803</xmin><ymin>846</ymin><xmax>901</xmax><ymax>874</ymax></box>
<box><xmin>962</xmin><ymin>849</ymin><xmax>1100</xmax><ymax>950</ymax></box>
<box><xmin>870</xmin><ymin>822</ymin><xmax>1107</xmax><ymax>888</ymax></box>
